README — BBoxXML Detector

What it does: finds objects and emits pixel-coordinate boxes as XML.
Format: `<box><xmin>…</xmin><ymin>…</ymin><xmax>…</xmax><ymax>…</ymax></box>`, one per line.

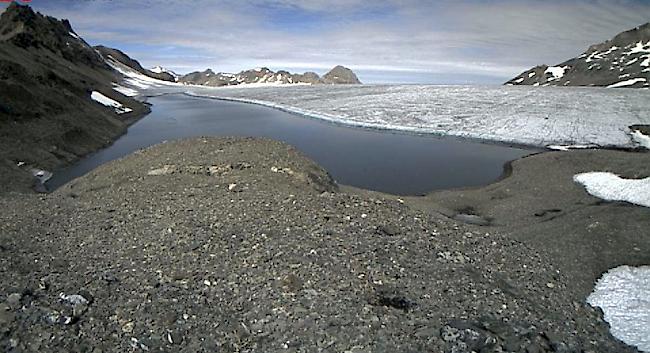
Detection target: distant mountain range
<box><xmin>506</xmin><ymin>23</ymin><xmax>650</xmax><ymax>88</ymax></box>
<box><xmin>177</xmin><ymin>65</ymin><xmax>361</xmax><ymax>86</ymax></box>
<box><xmin>103</xmin><ymin>58</ymin><xmax>362</xmax><ymax>86</ymax></box>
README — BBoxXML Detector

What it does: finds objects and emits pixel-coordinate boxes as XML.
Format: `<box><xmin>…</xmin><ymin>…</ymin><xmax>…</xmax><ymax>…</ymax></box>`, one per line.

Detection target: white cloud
<box><xmin>21</xmin><ymin>0</ymin><xmax>650</xmax><ymax>83</ymax></box>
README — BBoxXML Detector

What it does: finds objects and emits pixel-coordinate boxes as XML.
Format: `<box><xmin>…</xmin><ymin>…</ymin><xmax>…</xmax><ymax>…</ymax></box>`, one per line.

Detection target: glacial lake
<box><xmin>47</xmin><ymin>93</ymin><xmax>538</xmax><ymax>195</ymax></box>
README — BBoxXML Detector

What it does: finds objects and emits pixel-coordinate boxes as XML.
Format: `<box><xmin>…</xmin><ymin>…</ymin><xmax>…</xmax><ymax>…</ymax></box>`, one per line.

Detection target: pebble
<box><xmin>7</xmin><ymin>293</ymin><xmax>22</xmax><ymax>307</ymax></box>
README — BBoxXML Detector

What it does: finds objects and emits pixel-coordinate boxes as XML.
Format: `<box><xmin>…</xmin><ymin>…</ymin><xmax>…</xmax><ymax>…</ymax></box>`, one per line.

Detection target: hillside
<box><xmin>95</xmin><ymin>45</ymin><xmax>176</xmax><ymax>82</ymax></box>
<box><xmin>0</xmin><ymin>3</ymin><xmax>150</xmax><ymax>193</ymax></box>
<box><xmin>506</xmin><ymin>23</ymin><xmax>650</xmax><ymax>88</ymax></box>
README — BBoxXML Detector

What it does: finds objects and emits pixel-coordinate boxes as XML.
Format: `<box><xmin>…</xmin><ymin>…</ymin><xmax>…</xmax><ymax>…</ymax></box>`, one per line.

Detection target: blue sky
<box><xmin>5</xmin><ymin>0</ymin><xmax>650</xmax><ymax>84</ymax></box>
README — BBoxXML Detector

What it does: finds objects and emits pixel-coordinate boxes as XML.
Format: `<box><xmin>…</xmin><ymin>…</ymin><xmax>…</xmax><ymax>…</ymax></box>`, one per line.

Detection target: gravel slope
<box><xmin>409</xmin><ymin>149</ymin><xmax>650</xmax><ymax>301</ymax></box>
<box><xmin>0</xmin><ymin>137</ymin><xmax>638</xmax><ymax>353</ymax></box>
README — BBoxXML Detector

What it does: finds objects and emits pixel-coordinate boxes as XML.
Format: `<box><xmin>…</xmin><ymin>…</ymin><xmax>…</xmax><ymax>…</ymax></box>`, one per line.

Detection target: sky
<box><xmin>5</xmin><ymin>0</ymin><xmax>650</xmax><ymax>84</ymax></box>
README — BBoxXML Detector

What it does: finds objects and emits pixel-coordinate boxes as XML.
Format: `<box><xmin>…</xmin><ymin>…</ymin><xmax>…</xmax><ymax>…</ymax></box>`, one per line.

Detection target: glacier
<box><xmin>135</xmin><ymin>83</ymin><xmax>650</xmax><ymax>149</ymax></box>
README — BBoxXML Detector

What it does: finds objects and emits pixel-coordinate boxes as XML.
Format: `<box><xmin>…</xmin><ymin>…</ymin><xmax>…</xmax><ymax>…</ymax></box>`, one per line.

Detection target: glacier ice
<box><xmin>130</xmin><ymin>81</ymin><xmax>650</xmax><ymax>148</ymax></box>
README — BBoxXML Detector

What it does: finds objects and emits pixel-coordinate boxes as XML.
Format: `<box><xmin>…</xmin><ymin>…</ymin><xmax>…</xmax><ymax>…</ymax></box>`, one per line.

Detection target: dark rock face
<box><xmin>322</xmin><ymin>65</ymin><xmax>362</xmax><ymax>84</ymax></box>
<box><xmin>179</xmin><ymin>66</ymin><xmax>361</xmax><ymax>86</ymax></box>
<box><xmin>0</xmin><ymin>2</ymin><xmax>105</xmax><ymax>68</ymax></box>
<box><xmin>0</xmin><ymin>3</ymin><xmax>149</xmax><ymax>193</ymax></box>
<box><xmin>94</xmin><ymin>45</ymin><xmax>175</xmax><ymax>82</ymax></box>
<box><xmin>506</xmin><ymin>23</ymin><xmax>650</xmax><ymax>88</ymax></box>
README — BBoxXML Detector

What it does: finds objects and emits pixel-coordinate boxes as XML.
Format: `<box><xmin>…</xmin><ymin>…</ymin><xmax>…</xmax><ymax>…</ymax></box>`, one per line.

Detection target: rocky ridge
<box><xmin>506</xmin><ymin>22</ymin><xmax>650</xmax><ymax>88</ymax></box>
<box><xmin>179</xmin><ymin>65</ymin><xmax>360</xmax><ymax>87</ymax></box>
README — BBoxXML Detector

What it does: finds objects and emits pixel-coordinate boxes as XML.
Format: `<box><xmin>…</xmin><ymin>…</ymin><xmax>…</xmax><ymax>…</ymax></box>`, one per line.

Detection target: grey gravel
<box><xmin>0</xmin><ymin>137</ymin><xmax>640</xmax><ymax>353</ymax></box>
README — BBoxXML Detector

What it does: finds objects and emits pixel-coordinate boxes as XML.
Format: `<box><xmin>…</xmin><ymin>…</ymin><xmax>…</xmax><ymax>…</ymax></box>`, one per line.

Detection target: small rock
<box><xmin>6</xmin><ymin>293</ymin><xmax>22</xmax><ymax>307</ymax></box>
<box><xmin>376</xmin><ymin>225</ymin><xmax>399</xmax><ymax>236</ymax></box>
<box><xmin>122</xmin><ymin>321</ymin><xmax>135</xmax><ymax>333</ymax></box>
<box><xmin>167</xmin><ymin>331</ymin><xmax>183</xmax><ymax>345</ymax></box>
<box><xmin>59</xmin><ymin>293</ymin><xmax>89</xmax><ymax>306</ymax></box>
<box><xmin>73</xmin><ymin>303</ymin><xmax>88</xmax><ymax>318</ymax></box>
<box><xmin>282</xmin><ymin>274</ymin><xmax>303</xmax><ymax>292</ymax></box>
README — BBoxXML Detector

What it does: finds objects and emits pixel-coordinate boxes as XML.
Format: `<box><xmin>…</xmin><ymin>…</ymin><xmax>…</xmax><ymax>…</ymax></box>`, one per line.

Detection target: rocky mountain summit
<box><xmin>179</xmin><ymin>65</ymin><xmax>360</xmax><ymax>87</ymax></box>
<box><xmin>150</xmin><ymin>65</ymin><xmax>179</xmax><ymax>81</ymax></box>
<box><xmin>95</xmin><ymin>46</ymin><xmax>176</xmax><ymax>82</ymax></box>
<box><xmin>506</xmin><ymin>22</ymin><xmax>650</xmax><ymax>88</ymax></box>
<box><xmin>322</xmin><ymin>65</ymin><xmax>362</xmax><ymax>84</ymax></box>
<box><xmin>0</xmin><ymin>3</ymin><xmax>149</xmax><ymax>192</ymax></box>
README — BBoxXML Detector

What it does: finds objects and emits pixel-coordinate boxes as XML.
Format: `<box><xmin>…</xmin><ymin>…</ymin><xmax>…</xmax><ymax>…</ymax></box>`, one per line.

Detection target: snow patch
<box><xmin>574</xmin><ymin>172</ymin><xmax>650</xmax><ymax>207</ymax></box>
<box><xmin>545</xmin><ymin>66</ymin><xmax>568</xmax><ymax>80</ymax></box>
<box><xmin>112</xmin><ymin>84</ymin><xmax>138</xmax><ymax>97</ymax></box>
<box><xmin>528</xmin><ymin>72</ymin><xmax>536</xmax><ymax>78</ymax></box>
<box><xmin>69</xmin><ymin>31</ymin><xmax>80</xmax><ymax>40</ymax></box>
<box><xmin>607</xmin><ymin>78</ymin><xmax>647</xmax><ymax>88</ymax></box>
<box><xmin>587</xmin><ymin>265</ymin><xmax>650</xmax><ymax>353</ymax></box>
<box><xmin>631</xmin><ymin>130</ymin><xmax>650</xmax><ymax>149</ymax></box>
<box><xmin>514</xmin><ymin>78</ymin><xmax>524</xmax><ymax>83</ymax></box>
<box><xmin>90</xmin><ymin>91</ymin><xmax>133</xmax><ymax>114</ymax></box>
<box><xmin>625</xmin><ymin>41</ymin><xmax>650</xmax><ymax>55</ymax></box>
<box><xmin>641</xmin><ymin>55</ymin><xmax>650</xmax><ymax>67</ymax></box>
<box><xmin>547</xmin><ymin>144</ymin><xmax>596</xmax><ymax>151</ymax></box>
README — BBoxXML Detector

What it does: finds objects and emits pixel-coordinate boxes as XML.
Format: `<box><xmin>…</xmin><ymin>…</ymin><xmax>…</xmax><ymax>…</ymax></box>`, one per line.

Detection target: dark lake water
<box><xmin>47</xmin><ymin>94</ymin><xmax>538</xmax><ymax>195</ymax></box>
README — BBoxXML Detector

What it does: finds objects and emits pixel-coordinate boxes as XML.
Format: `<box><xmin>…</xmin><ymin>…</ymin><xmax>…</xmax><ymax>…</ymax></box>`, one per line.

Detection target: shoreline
<box><xmin>33</xmin><ymin>102</ymin><xmax>152</xmax><ymax>193</ymax></box>
<box><xmin>34</xmin><ymin>91</ymin><xmax>647</xmax><ymax>197</ymax></box>
<box><xmin>41</xmin><ymin>93</ymin><xmax>537</xmax><ymax>196</ymax></box>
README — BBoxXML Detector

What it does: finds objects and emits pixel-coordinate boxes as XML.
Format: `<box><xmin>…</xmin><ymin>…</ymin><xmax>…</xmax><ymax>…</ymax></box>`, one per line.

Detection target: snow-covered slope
<box><xmin>506</xmin><ymin>23</ymin><xmax>650</xmax><ymax>88</ymax></box>
<box><xmin>150</xmin><ymin>65</ymin><xmax>179</xmax><ymax>81</ymax></box>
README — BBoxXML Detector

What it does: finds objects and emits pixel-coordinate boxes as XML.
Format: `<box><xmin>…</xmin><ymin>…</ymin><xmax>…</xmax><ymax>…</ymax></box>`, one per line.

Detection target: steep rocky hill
<box><xmin>322</xmin><ymin>65</ymin><xmax>362</xmax><ymax>84</ymax></box>
<box><xmin>506</xmin><ymin>23</ymin><xmax>650</xmax><ymax>88</ymax></box>
<box><xmin>0</xmin><ymin>3</ymin><xmax>149</xmax><ymax>193</ymax></box>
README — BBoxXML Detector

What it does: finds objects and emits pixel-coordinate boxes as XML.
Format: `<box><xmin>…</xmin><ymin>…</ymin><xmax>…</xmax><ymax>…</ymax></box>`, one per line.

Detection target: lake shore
<box><xmin>0</xmin><ymin>136</ymin><xmax>644</xmax><ymax>352</ymax></box>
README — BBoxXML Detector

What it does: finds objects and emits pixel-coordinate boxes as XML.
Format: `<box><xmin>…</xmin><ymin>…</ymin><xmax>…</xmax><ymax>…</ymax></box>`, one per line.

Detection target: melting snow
<box><xmin>90</xmin><ymin>91</ymin><xmax>133</xmax><ymax>114</ymax></box>
<box><xmin>545</xmin><ymin>66</ymin><xmax>568</xmax><ymax>80</ymax></box>
<box><xmin>547</xmin><ymin>144</ymin><xmax>596</xmax><ymax>151</ymax></box>
<box><xmin>607</xmin><ymin>78</ymin><xmax>647</xmax><ymax>88</ymax></box>
<box><xmin>574</xmin><ymin>172</ymin><xmax>650</xmax><ymax>207</ymax></box>
<box><xmin>112</xmin><ymin>84</ymin><xmax>138</xmax><ymax>97</ymax></box>
<box><xmin>588</xmin><ymin>265</ymin><xmax>650</xmax><ymax>352</ymax></box>
<box><xmin>641</xmin><ymin>56</ymin><xmax>650</xmax><ymax>67</ymax></box>
<box><xmin>625</xmin><ymin>41</ymin><xmax>650</xmax><ymax>55</ymax></box>
<box><xmin>631</xmin><ymin>130</ymin><xmax>650</xmax><ymax>149</ymax></box>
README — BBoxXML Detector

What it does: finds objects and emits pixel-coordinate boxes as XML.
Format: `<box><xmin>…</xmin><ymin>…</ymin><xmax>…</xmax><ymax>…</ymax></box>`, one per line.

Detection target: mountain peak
<box><xmin>323</xmin><ymin>65</ymin><xmax>361</xmax><ymax>84</ymax></box>
<box><xmin>0</xmin><ymin>2</ymin><xmax>103</xmax><ymax>67</ymax></box>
